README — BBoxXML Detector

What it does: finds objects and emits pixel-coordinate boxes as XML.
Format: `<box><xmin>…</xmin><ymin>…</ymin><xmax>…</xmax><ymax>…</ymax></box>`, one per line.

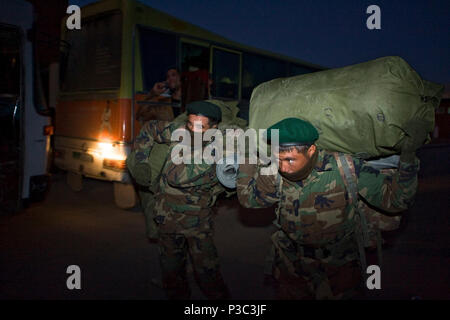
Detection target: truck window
<box><xmin>211</xmin><ymin>48</ymin><xmax>240</xmax><ymax>100</ymax></box>
<box><xmin>181</xmin><ymin>42</ymin><xmax>209</xmax><ymax>73</ymax></box>
<box><xmin>0</xmin><ymin>26</ymin><xmax>20</xmax><ymax>96</ymax></box>
<box><xmin>139</xmin><ymin>27</ymin><xmax>177</xmax><ymax>92</ymax></box>
<box><xmin>62</xmin><ymin>10</ymin><xmax>122</xmax><ymax>91</ymax></box>
<box><xmin>242</xmin><ymin>53</ymin><xmax>287</xmax><ymax>100</ymax></box>
<box><xmin>180</xmin><ymin>41</ymin><xmax>210</xmax><ymax>104</ymax></box>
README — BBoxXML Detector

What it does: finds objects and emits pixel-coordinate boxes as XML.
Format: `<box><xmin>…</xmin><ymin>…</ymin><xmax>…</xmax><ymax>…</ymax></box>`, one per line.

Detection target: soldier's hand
<box><xmin>133</xmin><ymin>163</ymin><xmax>152</xmax><ymax>186</ymax></box>
<box><xmin>400</xmin><ymin>119</ymin><xmax>432</xmax><ymax>162</ymax></box>
<box><xmin>401</xmin><ymin>119</ymin><xmax>432</xmax><ymax>153</ymax></box>
<box><xmin>151</xmin><ymin>82</ymin><xmax>167</xmax><ymax>96</ymax></box>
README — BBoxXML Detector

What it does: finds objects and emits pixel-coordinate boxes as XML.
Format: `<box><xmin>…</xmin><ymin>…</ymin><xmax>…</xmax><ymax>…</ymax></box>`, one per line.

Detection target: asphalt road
<box><xmin>1</xmin><ymin>145</ymin><xmax>449</xmax><ymax>300</ymax></box>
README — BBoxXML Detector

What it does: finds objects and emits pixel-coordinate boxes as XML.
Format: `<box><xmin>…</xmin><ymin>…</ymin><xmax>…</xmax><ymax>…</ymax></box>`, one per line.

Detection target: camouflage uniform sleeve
<box><xmin>165</xmin><ymin>155</ymin><xmax>217</xmax><ymax>188</ymax></box>
<box><xmin>132</xmin><ymin>120</ymin><xmax>174</xmax><ymax>164</ymax></box>
<box><xmin>236</xmin><ymin>163</ymin><xmax>280</xmax><ymax>208</ymax></box>
<box><xmin>355</xmin><ymin>156</ymin><xmax>420</xmax><ymax>213</ymax></box>
<box><xmin>127</xmin><ymin>120</ymin><xmax>174</xmax><ymax>185</ymax></box>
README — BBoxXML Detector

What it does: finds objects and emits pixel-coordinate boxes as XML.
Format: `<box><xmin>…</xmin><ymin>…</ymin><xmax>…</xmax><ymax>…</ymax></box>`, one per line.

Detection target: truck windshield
<box><xmin>0</xmin><ymin>26</ymin><xmax>20</xmax><ymax>97</ymax></box>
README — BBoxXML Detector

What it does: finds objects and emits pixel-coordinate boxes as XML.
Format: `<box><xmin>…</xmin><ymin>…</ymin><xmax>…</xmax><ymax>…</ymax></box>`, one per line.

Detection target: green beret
<box><xmin>186</xmin><ymin>101</ymin><xmax>222</xmax><ymax>122</ymax></box>
<box><xmin>266</xmin><ymin>118</ymin><xmax>319</xmax><ymax>146</ymax></box>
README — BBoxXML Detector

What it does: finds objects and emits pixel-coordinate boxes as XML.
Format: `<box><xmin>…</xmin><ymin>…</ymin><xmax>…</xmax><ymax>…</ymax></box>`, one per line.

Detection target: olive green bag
<box><xmin>250</xmin><ymin>56</ymin><xmax>443</xmax><ymax>158</ymax></box>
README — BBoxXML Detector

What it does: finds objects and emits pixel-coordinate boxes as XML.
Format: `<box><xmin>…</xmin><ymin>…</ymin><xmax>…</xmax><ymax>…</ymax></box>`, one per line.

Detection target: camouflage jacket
<box><xmin>132</xmin><ymin>120</ymin><xmax>177</xmax><ymax>168</ymax></box>
<box><xmin>133</xmin><ymin>120</ymin><xmax>225</xmax><ymax>231</ymax></box>
<box><xmin>236</xmin><ymin>149</ymin><xmax>419</xmax><ymax>246</ymax></box>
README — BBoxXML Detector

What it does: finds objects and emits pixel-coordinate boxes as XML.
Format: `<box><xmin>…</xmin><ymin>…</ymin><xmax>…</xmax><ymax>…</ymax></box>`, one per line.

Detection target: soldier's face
<box><xmin>278</xmin><ymin>145</ymin><xmax>316</xmax><ymax>176</ymax></box>
<box><xmin>166</xmin><ymin>69</ymin><xmax>180</xmax><ymax>89</ymax></box>
<box><xmin>186</xmin><ymin>114</ymin><xmax>215</xmax><ymax>133</ymax></box>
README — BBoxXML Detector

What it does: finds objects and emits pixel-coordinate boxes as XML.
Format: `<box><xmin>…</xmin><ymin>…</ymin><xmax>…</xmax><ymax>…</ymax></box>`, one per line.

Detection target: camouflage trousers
<box><xmin>157</xmin><ymin>218</ymin><xmax>230</xmax><ymax>300</ymax></box>
<box><xmin>139</xmin><ymin>190</ymin><xmax>159</xmax><ymax>239</ymax></box>
<box><xmin>270</xmin><ymin>230</ymin><xmax>362</xmax><ymax>300</ymax></box>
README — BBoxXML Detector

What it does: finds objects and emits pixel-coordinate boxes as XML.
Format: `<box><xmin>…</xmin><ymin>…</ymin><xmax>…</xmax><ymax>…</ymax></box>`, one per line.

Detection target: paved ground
<box><xmin>0</xmin><ymin>145</ymin><xmax>449</xmax><ymax>300</ymax></box>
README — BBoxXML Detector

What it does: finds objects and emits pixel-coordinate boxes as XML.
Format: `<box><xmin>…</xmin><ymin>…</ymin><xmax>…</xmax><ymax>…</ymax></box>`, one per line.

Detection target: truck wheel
<box><xmin>66</xmin><ymin>172</ymin><xmax>83</xmax><ymax>192</ymax></box>
<box><xmin>113</xmin><ymin>182</ymin><xmax>137</xmax><ymax>209</ymax></box>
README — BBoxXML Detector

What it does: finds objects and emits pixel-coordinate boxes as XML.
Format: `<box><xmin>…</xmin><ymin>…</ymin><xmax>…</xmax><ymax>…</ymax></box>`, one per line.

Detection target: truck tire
<box><xmin>113</xmin><ymin>182</ymin><xmax>137</xmax><ymax>209</ymax></box>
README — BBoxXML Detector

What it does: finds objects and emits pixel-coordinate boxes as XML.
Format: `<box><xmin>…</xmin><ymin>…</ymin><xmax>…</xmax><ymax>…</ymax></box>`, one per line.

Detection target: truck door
<box><xmin>0</xmin><ymin>25</ymin><xmax>22</xmax><ymax>213</ymax></box>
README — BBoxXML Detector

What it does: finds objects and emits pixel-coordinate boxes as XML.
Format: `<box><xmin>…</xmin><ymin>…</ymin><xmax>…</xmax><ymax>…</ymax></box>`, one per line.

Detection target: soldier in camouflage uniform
<box><xmin>126</xmin><ymin>139</ymin><xmax>161</xmax><ymax>240</ymax></box>
<box><xmin>236</xmin><ymin>117</ymin><xmax>428</xmax><ymax>299</ymax></box>
<box><xmin>131</xmin><ymin>101</ymin><xmax>230</xmax><ymax>300</ymax></box>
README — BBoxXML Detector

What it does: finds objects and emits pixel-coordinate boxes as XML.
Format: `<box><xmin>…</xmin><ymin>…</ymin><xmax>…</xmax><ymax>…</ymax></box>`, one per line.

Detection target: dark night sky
<box><xmin>70</xmin><ymin>0</ymin><xmax>450</xmax><ymax>84</ymax></box>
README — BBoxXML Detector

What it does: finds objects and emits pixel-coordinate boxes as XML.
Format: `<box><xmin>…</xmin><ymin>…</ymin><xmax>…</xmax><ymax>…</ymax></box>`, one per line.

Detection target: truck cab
<box><xmin>0</xmin><ymin>0</ymin><xmax>52</xmax><ymax>212</ymax></box>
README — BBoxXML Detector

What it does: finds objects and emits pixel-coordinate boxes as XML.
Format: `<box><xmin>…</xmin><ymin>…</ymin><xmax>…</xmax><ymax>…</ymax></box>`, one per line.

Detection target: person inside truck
<box><xmin>147</xmin><ymin>67</ymin><xmax>182</xmax><ymax>115</ymax></box>
<box><xmin>137</xmin><ymin>67</ymin><xmax>182</xmax><ymax>123</ymax></box>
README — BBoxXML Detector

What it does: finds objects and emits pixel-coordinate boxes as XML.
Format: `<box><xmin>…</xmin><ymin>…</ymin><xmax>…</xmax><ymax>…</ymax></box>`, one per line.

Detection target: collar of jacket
<box><xmin>313</xmin><ymin>150</ymin><xmax>334</xmax><ymax>172</ymax></box>
<box><xmin>281</xmin><ymin>150</ymin><xmax>334</xmax><ymax>187</ymax></box>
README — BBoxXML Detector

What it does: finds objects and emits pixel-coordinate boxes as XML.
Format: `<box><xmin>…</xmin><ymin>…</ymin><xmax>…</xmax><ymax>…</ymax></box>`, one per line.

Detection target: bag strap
<box><xmin>274</xmin><ymin>172</ymin><xmax>283</xmax><ymax>228</ymax></box>
<box><xmin>333</xmin><ymin>153</ymin><xmax>358</xmax><ymax>205</ymax></box>
<box><xmin>333</xmin><ymin>152</ymin><xmax>374</xmax><ymax>272</ymax></box>
<box><xmin>264</xmin><ymin>172</ymin><xmax>283</xmax><ymax>277</ymax></box>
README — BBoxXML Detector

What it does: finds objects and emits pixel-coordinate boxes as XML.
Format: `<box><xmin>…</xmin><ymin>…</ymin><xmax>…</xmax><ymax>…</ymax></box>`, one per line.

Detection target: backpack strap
<box><xmin>265</xmin><ymin>172</ymin><xmax>283</xmax><ymax>277</ymax></box>
<box><xmin>274</xmin><ymin>172</ymin><xmax>283</xmax><ymax>228</ymax></box>
<box><xmin>333</xmin><ymin>152</ymin><xmax>374</xmax><ymax>273</ymax></box>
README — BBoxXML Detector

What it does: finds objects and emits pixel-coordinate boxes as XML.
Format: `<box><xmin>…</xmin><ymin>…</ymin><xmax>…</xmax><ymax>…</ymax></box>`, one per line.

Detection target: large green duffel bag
<box><xmin>249</xmin><ymin>56</ymin><xmax>443</xmax><ymax>159</ymax></box>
